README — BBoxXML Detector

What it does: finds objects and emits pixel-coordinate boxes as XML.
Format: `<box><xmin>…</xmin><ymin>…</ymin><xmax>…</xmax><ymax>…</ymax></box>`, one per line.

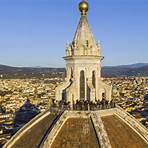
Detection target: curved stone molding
<box><xmin>4</xmin><ymin>110</ymin><xmax>51</xmax><ymax>148</ymax></box>
<box><xmin>41</xmin><ymin>111</ymin><xmax>69</xmax><ymax>148</ymax></box>
<box><xmin>115</xmin><ymin>105</ymin><xmax>148</xmax><ymax>144</ymax></box>
<box><xmin>91</xmin><ymin>113</ymin><xmax>112</xmax><ymax>148</ymax></box>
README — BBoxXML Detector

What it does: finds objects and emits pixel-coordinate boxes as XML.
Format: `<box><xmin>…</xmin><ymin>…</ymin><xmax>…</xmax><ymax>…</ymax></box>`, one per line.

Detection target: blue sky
<box><xmin>0</xmin><ymin>0</ymin><xmax>148</xmax><ymax>67</ymax></box>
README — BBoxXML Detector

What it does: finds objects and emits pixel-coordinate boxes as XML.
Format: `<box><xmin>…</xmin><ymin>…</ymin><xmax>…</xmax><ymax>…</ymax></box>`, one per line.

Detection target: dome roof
<box><xmin>4</xmin><ymin>110</ymin><xmax>148</xmax><ymax>148</ymax></box>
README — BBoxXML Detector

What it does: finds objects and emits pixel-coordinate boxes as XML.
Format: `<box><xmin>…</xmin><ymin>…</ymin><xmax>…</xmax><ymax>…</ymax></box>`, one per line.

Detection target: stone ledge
<box><xmin>91</xmin><ymin>113</ymin><xmax>112</xmax><ymax>148</ymax></box>
<box><xmin>115</xmin><ymin>106</ymin><xmax>148</xmax><ymax>144</ymax></box>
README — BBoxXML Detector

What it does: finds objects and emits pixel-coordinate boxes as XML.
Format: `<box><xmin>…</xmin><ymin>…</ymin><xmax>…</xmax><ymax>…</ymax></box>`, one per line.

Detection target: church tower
<box><xmin>56</xmin><ymin>0</ymin><xmax>112</xmax><ymax>105</ymax></box>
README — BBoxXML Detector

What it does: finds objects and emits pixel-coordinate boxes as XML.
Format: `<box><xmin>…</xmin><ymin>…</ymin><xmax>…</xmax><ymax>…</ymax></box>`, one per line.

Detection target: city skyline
<box><xmin>0</xmin><ymin>0</ymin><xmax>148</xmax><ymax>67</ymax></box>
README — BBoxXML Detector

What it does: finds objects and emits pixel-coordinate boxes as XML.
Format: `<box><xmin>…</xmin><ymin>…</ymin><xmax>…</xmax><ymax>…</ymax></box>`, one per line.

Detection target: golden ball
<box><xmin>79</xmin><ymin>1</ymin><xmax>89</xmax><ymax>15</ymax></box>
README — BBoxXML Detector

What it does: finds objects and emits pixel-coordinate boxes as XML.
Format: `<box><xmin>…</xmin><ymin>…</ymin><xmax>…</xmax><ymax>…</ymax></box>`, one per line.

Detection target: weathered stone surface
<box><xmin>6</xmin><ymin>113</ymin><xmax>56</xmax><ymax>148</ymax></box>
<box><xmin>51</xmin><ymin>118</ymin><xmax>100</xmax><ymax>148</ymax></box>
<box><xmin>115</xmin><ymin>105</ymin><xmax>148</xmax><ymax>141</ymax></box>
<box><xmin>102</xmin><ymin>115</ymin><xmax>148</xmax><ymax>148</ymax></box>
<box><xmin>91</xmin><ymin>113</ymin><xmax>111</xmax><ymax>148</ymax></box>
<box><xmin>5</xmin><ymin>109</ymin><xmax>148</xmax><ymax>148</ymax></box>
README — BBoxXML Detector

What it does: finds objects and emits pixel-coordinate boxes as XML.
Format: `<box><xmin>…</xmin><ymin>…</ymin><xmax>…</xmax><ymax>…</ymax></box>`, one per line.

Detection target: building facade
<box><xmin>56</xmin><ymin>0</ymin><xmax>112</xmax><ymax>104</ymax></box>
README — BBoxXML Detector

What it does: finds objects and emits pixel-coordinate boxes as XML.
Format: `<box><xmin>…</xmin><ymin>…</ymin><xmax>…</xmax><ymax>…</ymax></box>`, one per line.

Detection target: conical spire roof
<box><xmin>65</xmin><ymin>0</ymin><xmax>101</xmax><ymax>57</ymax></box>
<box><xmin>73</xmin><ymin>15</ymin><xmax>97</xmax><ymax>49</ymax></box>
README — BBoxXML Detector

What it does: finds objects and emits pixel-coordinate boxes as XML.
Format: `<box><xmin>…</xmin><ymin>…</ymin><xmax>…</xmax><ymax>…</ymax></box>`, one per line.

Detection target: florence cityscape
<box><xmin>0</xmin><ymin>0</ymin><xmax>148</xmax><ymax>148</ymax></box>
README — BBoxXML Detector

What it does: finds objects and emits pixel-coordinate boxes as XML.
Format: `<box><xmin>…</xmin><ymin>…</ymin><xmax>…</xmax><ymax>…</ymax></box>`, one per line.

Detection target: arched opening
<box><xmin>87</xmin><ymin>84</ymin><xmax>91</xmax><ymax>101</ymax></box>
<box><xmin>62</xmin><ymin>89</ymin><xmax>66</xmax><ymax>101</ymax></box>
<box><xmin>92</xmin><ymin>71</ymin><xmax>96</xmax><ymax>88</ymax></box>
<box><xmin>71</xmin><ymin>68</ymin><xmax>73</xmax><ymax>78</ymax></box>
<box><xmin>99</xmin><ymin>88</ymin><xmax>106</xmax><ymax>101</ymax></box>
<box><xmin>80</xmin><ymin>70</ymin><xmax>85</xmax><ymax>100</ymax></box>
<box><xmin>102</xmin><ymin>93</ymin><xmax>106</xmax><ymax>99</ymax></box>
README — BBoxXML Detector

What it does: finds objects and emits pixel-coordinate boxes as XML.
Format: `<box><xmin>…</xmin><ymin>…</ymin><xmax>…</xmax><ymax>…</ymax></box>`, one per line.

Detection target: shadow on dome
<box><xmin>13</xmin><ymin>99</ymin><xmax>40</xmax><ymax>134</ymax></box>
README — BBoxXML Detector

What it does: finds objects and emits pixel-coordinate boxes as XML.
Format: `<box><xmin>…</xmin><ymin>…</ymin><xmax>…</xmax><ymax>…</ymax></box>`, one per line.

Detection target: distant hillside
<box><xmin>102</xmin><ymin>63</ymin><xmax>148</xmax><ymax>77</ymax></box>
<box><xmin>0</xmin><ymin>63</ymin><xmax>148</xmax><ymax>78</ymax></box>
<box><xmin>0</xmin><ymin>65</ymin><xmax>65</xmax><ymax>79</ymax></box>
<box><xmin>104</xmin><ymin>63</ymin><xmax>148</xmax><ymax>69</ymax></box>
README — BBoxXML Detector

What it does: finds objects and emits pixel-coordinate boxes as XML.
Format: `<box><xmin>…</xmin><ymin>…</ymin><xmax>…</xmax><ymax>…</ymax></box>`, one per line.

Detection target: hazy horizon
<box><xmin>1</xmin><ymin>62</ymin><xmax>148</xmax><ymax>68</ymax></box>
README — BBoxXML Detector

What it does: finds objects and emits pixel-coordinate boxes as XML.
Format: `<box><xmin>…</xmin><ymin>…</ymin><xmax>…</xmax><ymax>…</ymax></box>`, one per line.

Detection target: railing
<box><xmin>57</xmin><ymin>102</ymin><xmax>116</xmax><ymax>111</ymax></box>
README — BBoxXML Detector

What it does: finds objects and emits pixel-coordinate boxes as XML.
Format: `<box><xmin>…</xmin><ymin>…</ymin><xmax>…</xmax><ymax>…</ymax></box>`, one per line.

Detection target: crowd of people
<box><xmin>50</xmin><ymin>99</ymin><xmax>116</xmax><ymax>111</ymax></box>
